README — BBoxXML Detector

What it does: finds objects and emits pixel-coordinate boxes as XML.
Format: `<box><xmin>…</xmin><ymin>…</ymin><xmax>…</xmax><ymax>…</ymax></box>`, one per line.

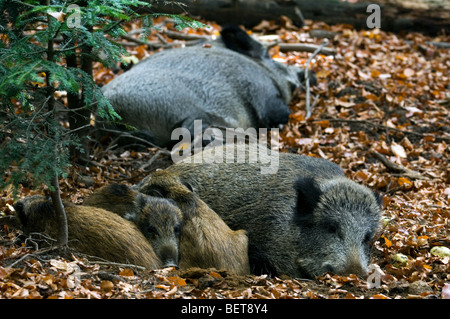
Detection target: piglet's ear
<box><xmin>13</xmin><ymin>196</ymin><xmax>54</xmax><ymax>228</ymax></box>
<box><xmin>13</xmin><ymin>202</ymin><xmax>27</xmax><ymax>227</ymax></box>
<box><xmin>180</xmin><ymin>180</ymin><xmax>194</xmax><ymax>193</ymax></box>
<box><xmin>293</xmin><ymin>177</ymin><xmax>322</xmax><ymax>222</ymax></box>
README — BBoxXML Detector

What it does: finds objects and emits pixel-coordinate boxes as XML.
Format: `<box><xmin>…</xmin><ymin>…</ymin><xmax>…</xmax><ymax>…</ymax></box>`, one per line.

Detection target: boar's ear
<box><xmin>13</xmin><ymin>196</ymin><xmax>54</xmax><ymax>228</ymax></box>
<box><xmin>13</xmin><ymin>201</ymin><xmax>27</xmax><ymax>228</ymax></box>
<box><xmin>293</xmin><ymin>177</ymin><xmax>322</xmax><ymax>222</ymax></box>
<box><xmin>141</xmin><ymin>185</ymin><xmax>165</xmax><ymax>198</ymax></box>
<box><xmin>180</xmin><ymin>180</ymin><xmax>194</xmax><ymax>193</ymax></box>
<box><xmin>139</xmin><ymin>184</ymin><xmax>197</xmax><ymax>217</ymax></box>
<box><xmin>107</xmin><ymin>183</ymin><xmax>132</xmax><ymax>196</ymax></box>
<box><xmin>220</xmin><ymin>24</ymin><xmax>269</xmax><ymax>60</ymax></box>
<box><xmin>127</xmin><ymin>193</ymin><xmax>147</xmax><ymax>221</ymax></box>
<box><xmin>373</xmin><ymin>190</ymin><xmax>384</xmax><ymax>207</ymax></box>
<box><xmin>258</xmin><ymin>94</ymin><xmax>290</xmax><ymax>127</ymax></box>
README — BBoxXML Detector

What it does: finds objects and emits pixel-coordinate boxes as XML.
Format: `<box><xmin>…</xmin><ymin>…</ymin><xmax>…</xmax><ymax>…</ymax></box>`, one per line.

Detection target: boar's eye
<box><xmin>174</xmin><ymin>224</ymin><xmax>181</xmax><ymax>236</ymax></box>
<box><xmin>363</xmin><ymin>232</ymin><xmax>373</xmax><ymax>244</ymax></box>
<box><xmin>326</xmin><ymin>224</ymin><xmax>338</xmax><ymax>234</ymax></box>
<box><xmin>146</xmin><ymin>225</ymin><xmax>158</xmax><ymax>236</ymax></box>
<box><xmin>325</xmin><ymin>223</ymin><xmax>344</xmax><ymax>240</ymax></box>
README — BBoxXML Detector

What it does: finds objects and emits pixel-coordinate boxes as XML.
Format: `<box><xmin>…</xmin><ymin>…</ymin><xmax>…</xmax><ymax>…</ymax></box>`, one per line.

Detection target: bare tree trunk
<box><xmin>49</xmin><ymin>173</ymin><xmax>69</xmax><ymax>252</ymax></box>
<box><xmin>46</xmin><ymin>10</ymin><xmax>69</xmax><ymax>254</ymax></box>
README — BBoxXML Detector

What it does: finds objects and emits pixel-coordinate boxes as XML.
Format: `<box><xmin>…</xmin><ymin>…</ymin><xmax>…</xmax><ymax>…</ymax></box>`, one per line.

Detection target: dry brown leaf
<box><xmin>391</xmin><ymin>142</ymin><xmax>407</xmax><ymax>158</ymax></box>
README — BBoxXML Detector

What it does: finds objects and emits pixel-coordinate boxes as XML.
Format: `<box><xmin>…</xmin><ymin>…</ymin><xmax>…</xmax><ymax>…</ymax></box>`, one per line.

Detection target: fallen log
<box><xmin>145</xmin><ymin>0</ymin><xmax>305</xmax><ymax>28</ymax></box>
<box><xmin>145</xmin><ymin>0</ymin><xmax>450</xmax><ymax>34</ymax></box>
<box><xmin>298</xmin><ymin>0</ymin><xmax>450</xmax><ymax>34</ymax></box>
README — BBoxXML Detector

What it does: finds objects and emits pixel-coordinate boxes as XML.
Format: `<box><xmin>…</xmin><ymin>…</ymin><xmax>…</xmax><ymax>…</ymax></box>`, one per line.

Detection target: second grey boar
<box><xmin>100</xmin><ymin>25</ymin><xmax>306</xmax><ymax>147</ymax></box>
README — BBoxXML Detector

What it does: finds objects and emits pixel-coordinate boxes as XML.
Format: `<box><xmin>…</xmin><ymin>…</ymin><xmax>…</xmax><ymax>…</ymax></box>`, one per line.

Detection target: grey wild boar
<box><xmin>137</xmin><ymin>144</ymin><xmax>382</xmax><ymax>278</ymax></box>
<box><xmin>100</xmin><ymin>25</ymin><xmax>307</xmax><ymax>147</ymax></box>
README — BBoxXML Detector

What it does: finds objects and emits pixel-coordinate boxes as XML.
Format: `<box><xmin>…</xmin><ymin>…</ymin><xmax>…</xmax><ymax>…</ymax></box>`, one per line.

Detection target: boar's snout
<box><xmin>321</xmin><ymin>247</ymin><xmax>368</xmax><ymax>278</ymax></box>
<box><xmin>159</xmin><ymin>244</ymin><xmax>179</xmax><ymax>269</ymax></box>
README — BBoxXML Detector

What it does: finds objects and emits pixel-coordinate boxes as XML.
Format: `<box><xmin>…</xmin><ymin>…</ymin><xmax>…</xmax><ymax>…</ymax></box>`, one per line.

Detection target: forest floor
<box><xmin>0</xmin><ymin>17</ymin><xmax>449</xmax><ymax>300</ymax></box>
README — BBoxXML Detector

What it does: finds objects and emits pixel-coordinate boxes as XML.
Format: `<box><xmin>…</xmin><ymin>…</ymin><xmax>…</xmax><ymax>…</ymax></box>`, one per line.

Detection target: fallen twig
<box><xmin>82</xmin><ymin>258</ymin><xmax>147</xmax><ymax>272</ymax></box>
<box><xmin>404</xmin><ymin>40</ymin><xmax>450</xmax><ymax>49</ymax></box>
<box><xmin>7</xmin><ymin>246</ymin><xmax>60</xmax><ymax>268</ymax></box>
<box><xmin>161</xmin><ymin>29</ymin><xmax>211</xmax><ymax>41</ymax></box>
<box><xmin>308</xmin><ymin>29</ymin><xmax>339</xmax><ymax>39</ymax></box>
<box><xmin>99</xmin><ymin>128</ymin><xmax>166</xmax><ymax>150</ymax></box>
<box><xmin>371</xmin><ymin>151</ymin><xmax>427</xmax><ymax>180</ymax></box>
<box><xmin>314</xmin><ymin>118</ymin><xmax>450</xmax><ymax>142</ymax></box>
<box><xmin>305</xmin><ymin>39</ymin><xmax>329</xmax><ymax>119</ymax></box>
<box><xmin>120</xmin><ymin>34</ymin><xmax>162</xmax><ymax>50</ymax></box>
<box><xmin>278</xmin><ymin>42</ymin><xmax>336</xmax><ymax>55</ymax></box>
<box><xmin>139</xmin><ymin>149</ymin><xmax>171</xmax><ymax>171</ymax></box>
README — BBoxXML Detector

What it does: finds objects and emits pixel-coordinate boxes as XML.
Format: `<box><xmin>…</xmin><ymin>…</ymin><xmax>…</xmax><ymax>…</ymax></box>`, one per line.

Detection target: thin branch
<box><xmin>371</xmin><ymin>151</ymin><xmax>428</xmax><ymax>180</ymax></box>
<box><xmin>76</xmin><ymin>254</ymin><xmax>147</xmax><ymax>271</ymax></box>
<box><xmin>7</xmin><ymin>246</ymin><xmax>59</xmax><ymax>268</ymax></box>
<box><xmin>315</xmin><ymin>118</ymin><xmax>450</xmax><ymax>142</ymax></box>
<box><xmin>310</xmin><ymin>94</ymin><xmax>321</xmax><ymax>111</ymax></box>
<box><xmin>26</xmin><ymin>95</ymin><xmax>51</xmax><ymax>139</ymax></box>
<box><xmin>120</xmin><ymin>34</ymin><xmax>162</xmax><ymax>49</ymax></box>
<box><xmin>305</xmin><ymin>39</ymin><xmax>329</xmax><ymax>119</ymax></box>
<box><xmin>65</xmin><ymin>123</ymin><xmax>92</xmax><ymax>135</ymax></box>
<box><xmin>278</xmin><ymin>43</ymin><xmax>336</xmax><ymax>55</ymax></box>
<box><xmin>24</xmin><ymin>232</ymin><xmax>58</xmax><ymax>251</ymax></box>
<box><xmin>55</xmin><ymin>41</ymin><xmax>86</xmax><ymax>53</ymax></box>
<box><xmin>139</xmin><ymin>149</ymin><xmax>170</xmax><ymax>171</ymax></box>
<box><xmin>101</xmin><ymin>18</ymin><xmax>125</xmax><ymax>34</ymax></box>
<box><xmin>155</xmin><ymin>32</ymin><xmax>169</xmax><ymax>45</ymax></box>
<box><xmin>56</xmin><ymin>106</ymin><xmax>90</xmax><ymax>113</ymax></box>
<box><xmin>11</xmin><ymin>0</ymin><xmax>35</xmax><ymax>8</ymax></box>
<box><xmin>99</xmin><ymin>128</ymin><xmax>167</xmax><ymax>150</ymax></box>
<box><xmin>120</xmin><ymin>33</ymin><xmax>203</xmax><ymax>50</ymax></box>
<box><xmin>161</xmin><ymin>29</ymin><xmax>210</xmax><ymax>41</ymax></box>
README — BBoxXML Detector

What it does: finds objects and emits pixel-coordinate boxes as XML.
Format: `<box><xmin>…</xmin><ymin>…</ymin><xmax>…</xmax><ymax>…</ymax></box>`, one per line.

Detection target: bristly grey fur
<box><xmin>100</xmin><ymin>25</ymin><xmax>307</xmax><ymax>147</ymax></box>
